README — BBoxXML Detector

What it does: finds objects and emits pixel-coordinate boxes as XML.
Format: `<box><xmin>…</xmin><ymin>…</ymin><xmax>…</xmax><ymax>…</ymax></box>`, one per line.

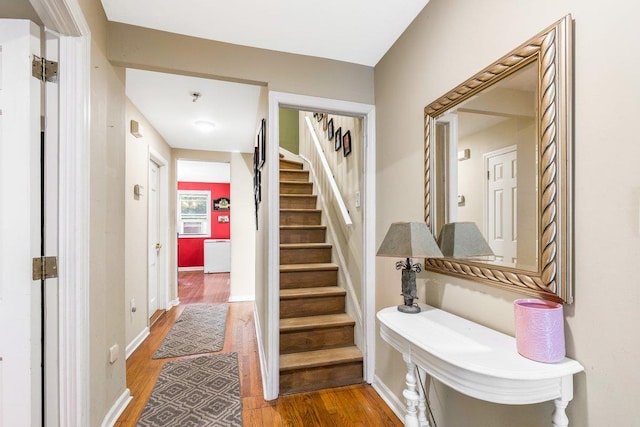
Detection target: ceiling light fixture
<box><xmin>194</xmin><ymin>120</ymin><xmax>216</xmax><ymax>131</ymax></box>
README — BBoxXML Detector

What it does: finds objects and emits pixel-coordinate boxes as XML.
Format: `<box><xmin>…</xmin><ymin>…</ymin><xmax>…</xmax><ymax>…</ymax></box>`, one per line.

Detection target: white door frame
<box><xmin>266</xmin><ymin>91</ymin><xmax>376</xmax><ymax>400</ymax></box>
<box><xmin>149</xmin><ymin>149</ymin><xmax>170</xmax><ymax>313</ymax></box>
<box><xmin>30</xmin><ymin>0</ymin><xmax>92</xmax><ymax>425</ymax></box>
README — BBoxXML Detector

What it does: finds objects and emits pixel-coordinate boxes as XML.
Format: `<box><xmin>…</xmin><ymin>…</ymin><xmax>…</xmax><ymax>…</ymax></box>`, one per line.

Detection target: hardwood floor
<box><xmin>115</xmin><ymin>271</ymin><xmax>402</xmax><ymax>426</ymax></box>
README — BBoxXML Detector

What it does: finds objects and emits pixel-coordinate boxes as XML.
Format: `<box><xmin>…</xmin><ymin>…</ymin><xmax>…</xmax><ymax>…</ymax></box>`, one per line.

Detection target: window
<box><xmin>177</xmin><ymin>190</ymin><xmax>211</xmax><ymax>237</ymax></box>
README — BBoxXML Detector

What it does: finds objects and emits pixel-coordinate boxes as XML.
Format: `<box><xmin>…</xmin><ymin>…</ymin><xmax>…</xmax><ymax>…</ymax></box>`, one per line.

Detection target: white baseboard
<box><xmin>253</xmin><ymin>304</ymin><xmax>271</xmax><ymax>400</ymax></box>
<box><xmin>229</xmin><ymin>294</ymin><xmax>255</xmax><ymax>302</ymax></box>
<box><xmin>100</xmin><ymin>388</ymin><xmax>132</xmax><ymax>427</ymax></box>
<box><xmin>168</xmin><ymin>298</ymin><xmax>180</xmax><ymax>307</ymax></box>
<box><xmin>126</xmin><ymin>327</ymin><xmax>149</xmax><ymax>359</ymax></box>
<box><xmin>178</xmin><ymin>266</ymin><xmax>203</xmax><ymax>271</ymax></box>
<box><xmin>372</xmin><ymin>375</ymin><xmax>405</xmax><ymax>423</ymax></box>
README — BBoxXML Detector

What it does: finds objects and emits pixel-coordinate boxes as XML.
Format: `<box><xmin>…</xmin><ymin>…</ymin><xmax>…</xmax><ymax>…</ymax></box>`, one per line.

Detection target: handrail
<box><xmin>303</xmin><ymin>116</ymin><xmax>352</xmax><ymax>226</ymax></box>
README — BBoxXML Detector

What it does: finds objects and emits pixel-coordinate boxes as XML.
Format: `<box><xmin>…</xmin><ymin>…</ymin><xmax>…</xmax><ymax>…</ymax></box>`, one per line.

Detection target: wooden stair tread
<box><xmin>280</xmin><ymin>180</ymin><xmax>311</xmax><ymax>184</ymax></box>
<box><xmin>280</xmin><ymin>286</ymin><xmax>346</xmax><ymax>299</ymax></box>
<box><xmin>280</xmin><ymin>225</ymin><xmax>326</xmax><ymax>230</ymax></box>
<box><xmin>280</xmin><ymin>159</ymin><xmax>304</xmax><ymax>169</ymax></box>
<box><xmin>280</xmin><ymin>346</ymin><xmax>363</xmax><ymax>371</ymax></box>
<box><xmin>280</xmin><ymin>243</ymin><xmax>332</xmax><ymax>249</ymax></box>
<box><xmin>280</xmin><ymin>263</ymin><xmax>338</xmax><ymax>272</ymax></box>
<box><xmin>280</xmin><ymin>194</ymin><xmax>316</xmax><ymax>198</ymax></box>
<box><xmin>280</xmin><ymin>314</ymin><xmax>354</xmax><ymax>332</ymax></box>
<box><xmin>280</xmin><ymin>208</ymin><xmax>321</xmax><ymax>213</ymax></box>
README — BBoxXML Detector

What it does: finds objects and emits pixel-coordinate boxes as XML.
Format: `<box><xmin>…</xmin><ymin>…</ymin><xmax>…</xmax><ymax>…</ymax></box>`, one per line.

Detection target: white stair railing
<box><xmin>302</xmin><ymin>116</ymin><xmax>352</xmax><ymax>226</ymax></box>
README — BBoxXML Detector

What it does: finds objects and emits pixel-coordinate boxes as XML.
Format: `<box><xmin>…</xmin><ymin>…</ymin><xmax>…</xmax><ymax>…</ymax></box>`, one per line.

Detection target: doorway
<box><xmin>265</xmin><ymin>92</ymin><xmax>376</xmax><ymax>399</ymax></box>
<box><xmin>484</xmin><ymin>145</ymin><xmax>518</xmax><ymax>266</ymax></box>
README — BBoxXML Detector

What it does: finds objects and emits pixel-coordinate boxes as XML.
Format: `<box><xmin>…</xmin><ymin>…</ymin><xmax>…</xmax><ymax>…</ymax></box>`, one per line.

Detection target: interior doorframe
<box><xmin>30</xmin><ymin>0</ymin><xmax>92</xmax><ymax>425</ymax></box>
<box><xmin>267</xmin><ymin>91</ymin><xmax>376</xmax><ymax>400</ymax></box>
<box><xmin>149</xmin><ymin>149</ymin><xmax>170</xmax><ymax>313</ymax></box>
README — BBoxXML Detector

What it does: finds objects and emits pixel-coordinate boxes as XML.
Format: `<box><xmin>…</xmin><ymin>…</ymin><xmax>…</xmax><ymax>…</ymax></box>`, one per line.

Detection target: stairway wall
<box><xmin>298</xmin><ymin>112</ymin><xmax>365</xmax><ymax>325</ymax></box>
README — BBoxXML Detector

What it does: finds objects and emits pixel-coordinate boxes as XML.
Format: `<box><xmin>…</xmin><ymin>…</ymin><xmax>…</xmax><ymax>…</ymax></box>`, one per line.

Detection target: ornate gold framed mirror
<box><xmin>424</xmin><ymin>15</ymin><xmax>573</xmax><ymax>303</ymax></box>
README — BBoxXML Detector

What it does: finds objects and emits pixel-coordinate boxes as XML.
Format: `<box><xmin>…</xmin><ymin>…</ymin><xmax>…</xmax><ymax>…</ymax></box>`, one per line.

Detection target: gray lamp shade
<box><xmin>377</xmin><ymin>222</ymin><xmax>443</xmax><ymax>259</ymax></box>
<box><xmin>437</xmin><ymin>222</ymin><xmax>494</xmax><ymax>259</ymax></box>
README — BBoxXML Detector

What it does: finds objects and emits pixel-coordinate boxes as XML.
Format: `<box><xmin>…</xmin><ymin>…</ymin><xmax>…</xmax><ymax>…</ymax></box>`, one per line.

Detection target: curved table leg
<box><xmin>552</xmin><ymin>398</ymin><xmax>569</xmax><ymax>427</ymax></box>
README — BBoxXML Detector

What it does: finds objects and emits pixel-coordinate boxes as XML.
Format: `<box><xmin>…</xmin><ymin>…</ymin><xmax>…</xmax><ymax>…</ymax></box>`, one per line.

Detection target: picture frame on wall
<box><xmin>327</xmin><ymin>118</ymin><xmax>334</xmax><ymax>140</ymax></box>
<box><xmin>317</xmin><ymin>113</ymin><xmax>323</xmax><ymax>122</ymax></box>
<box><xmin>343</xmin><ymin>130</ymin><xmax>352</xmax><ymax>157</ymax></box>
<box><xmin>334</xmin><ymin>127</ymin><xmax>342</xmax><ymax>151</ymax></box>
<box><xmin>323</xmin><ymin>114</ymin><xmax>328</xmax><ymax>131</ymax></box>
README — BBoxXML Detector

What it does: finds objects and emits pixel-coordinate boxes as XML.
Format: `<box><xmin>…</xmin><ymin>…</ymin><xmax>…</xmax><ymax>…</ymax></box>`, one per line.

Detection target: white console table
<box><xmin>377</xmin><ymin>304</ymin><xmax>584</xmax><ymax>427</ymax></box>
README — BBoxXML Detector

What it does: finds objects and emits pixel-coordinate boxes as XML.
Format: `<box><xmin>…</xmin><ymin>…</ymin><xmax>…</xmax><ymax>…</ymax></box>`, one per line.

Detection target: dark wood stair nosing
<box><xmin>280</xmin><ymin>286</ymin><xmax>346</xmax><ymax>299</ymax></box>
<box><xmin>280</xmin><ymin>314</ymin><xmax>355</xmax><ymax>332</ymax></box>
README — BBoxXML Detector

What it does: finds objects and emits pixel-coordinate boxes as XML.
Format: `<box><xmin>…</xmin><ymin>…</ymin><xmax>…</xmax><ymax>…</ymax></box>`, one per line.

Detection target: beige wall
<box><xmin>301</xmin><ymin>112</ymin><xmax>364</xmax><ymax>305</ymax></box>
<box><xmin>124</xmin><ymin>98</ymin><xmax>173</xmax><ymax>346</ymax></box>
<box><xmin>253</xmin><ymin>86</ymin><xmax>270</xmax><ymax>387</ymax></box>
<box><xmin>230</xmin><ymin>151</ymin><xmax>257</xmax><ymax>301</ymax></box>
<box><xmin>107</xmin><ymin>22</ymin><xmax>374</xmax><ymax>105</ymax></box>
<box><xmin>77</xmin><ymin>0</ymin><xmax>128</xmax><ymax>424</ymax></box>
<box><xmin>375</xmin><ymin>0</ymin><xmax>640</xmax><ymax>425</ymax></box>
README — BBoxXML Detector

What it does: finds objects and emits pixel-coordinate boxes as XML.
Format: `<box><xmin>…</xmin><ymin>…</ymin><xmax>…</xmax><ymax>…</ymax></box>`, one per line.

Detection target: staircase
<box><xmin>279</xmin><ymin>157</ymin><xmax>363</xmax><ymax>395</ymax></box>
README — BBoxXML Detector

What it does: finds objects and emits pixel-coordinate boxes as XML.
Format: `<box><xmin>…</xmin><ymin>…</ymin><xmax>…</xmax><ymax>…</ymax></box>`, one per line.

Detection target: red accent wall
<box><xmin>178</xmin><ymin>181</ymin><xmax>230</xmax><ymax>268</ymax></box>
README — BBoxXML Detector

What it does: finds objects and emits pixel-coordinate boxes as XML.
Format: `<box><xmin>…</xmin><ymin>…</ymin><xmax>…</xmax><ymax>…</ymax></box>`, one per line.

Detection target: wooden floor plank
<box><xmin>115</xmin><ymin>271</ymin><xmax>402</xmax><ymax>426</ymax></box>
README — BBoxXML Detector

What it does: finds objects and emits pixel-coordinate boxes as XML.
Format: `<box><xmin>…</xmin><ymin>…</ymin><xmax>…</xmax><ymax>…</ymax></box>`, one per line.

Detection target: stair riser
<box><xmin>280</xmin><ymin>296</ymin><xmax>345</xmax><ymax>318</ymax></box>
<box><xmin>280</xmin><ymin>325</ymin><xmax>355</xmax><ymax>354</ymax></box>
<box><xmin>279</xmin><ymin>362</ymin><xmax>363</xmax><ymax>395</ymax></box>
<box><xmin>280</xmin><ymin>229</ymin><xmax>326</xmax><ymax>244</ymax></box>
<box><xmin>280</xmin><ymin>196</ymin><xmax>317</xmax><ymax>209</ymax></box>
<box><xmin>280</xmin><ymin>211</ymin><xmax>321</xmax><ymax>226</ymax></box>
<box><xmin>280</xmin><ymin>160</ymin><xmax>303</xmax><ymax>170</ymax></box>
<box><xmin>280</xmin><ymin>182</ymin><xmax>313</xmax><ymax>194</ymax></box>
<box><xmin>280</xmin><ymin>170</ymin><xmax>310</xmax><ymax>182</ymax></box>
<box><xmin>280</xmin><ymin>270</ymin><xmax>337</xmax><ymax>288</ymax></box>
<box><xmin>280</xmin><ymin>247</ymin><xmax>332</xmax><ymax>265</ymax></box>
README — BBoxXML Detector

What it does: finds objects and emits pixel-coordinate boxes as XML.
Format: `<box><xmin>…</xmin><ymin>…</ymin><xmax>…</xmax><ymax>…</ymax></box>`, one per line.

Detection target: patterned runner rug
<box><xmin>137</xmin><ymin>353</ymin><xmax>242</xmax><ymax>426</ymax></box>
<box><xmin>153</xmin><ymin>304</ymin><xmax>228</xmax><ymax>359</ymax></box>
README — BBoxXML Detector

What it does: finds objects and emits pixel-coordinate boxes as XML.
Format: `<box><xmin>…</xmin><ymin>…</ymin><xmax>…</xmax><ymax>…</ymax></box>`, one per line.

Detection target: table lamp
<box><xmin>437</xmin><ymin>222</ymin><xmax>495</xmax><ymax>260</ymax></box>
<box><xmin>377</xmin><ymin>222</ymin><xmax>443</xmax><ymax>313</ymax></box>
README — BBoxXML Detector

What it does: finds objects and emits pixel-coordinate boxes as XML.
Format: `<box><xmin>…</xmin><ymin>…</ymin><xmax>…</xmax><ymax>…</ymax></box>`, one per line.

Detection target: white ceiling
<box><xmin>101</xmin><ymin>0</ymin><xmax>431</xmax><ymax>67</ymax></box>
<box><xmin>126</xmin><ymin>69</ymin><xmax>261</xmax><ymax>153</ymax></box>
<box><xmin>116</xmin><ymin>0</ymin><xmax>431</xmax><ymax>153</ymax></box>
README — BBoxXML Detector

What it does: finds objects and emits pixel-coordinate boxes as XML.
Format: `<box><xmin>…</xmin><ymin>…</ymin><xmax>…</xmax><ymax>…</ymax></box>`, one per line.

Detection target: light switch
<box><xmin>109</xmin><ymin>344</ymin><xmax>119</xmax><ymax>364</ymax></box>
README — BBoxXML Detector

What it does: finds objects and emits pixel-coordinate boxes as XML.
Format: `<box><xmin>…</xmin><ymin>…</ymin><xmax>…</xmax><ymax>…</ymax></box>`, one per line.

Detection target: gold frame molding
<box><xmin>424</xmin><ymin>15</ymin><xmax>573</xmax><ymax>303</ymax></box>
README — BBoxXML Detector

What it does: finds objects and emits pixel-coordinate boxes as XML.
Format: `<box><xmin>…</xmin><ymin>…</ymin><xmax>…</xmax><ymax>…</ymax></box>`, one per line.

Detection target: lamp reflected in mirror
<box><xmin>438</xmin><ymin>222</ymin><xmax>495</xmax><ymax>261</ymax></box>
<box><xmin>377</xmin><ymin>222</ymin><xmax>443</xmax><ymax>313</ymax></box>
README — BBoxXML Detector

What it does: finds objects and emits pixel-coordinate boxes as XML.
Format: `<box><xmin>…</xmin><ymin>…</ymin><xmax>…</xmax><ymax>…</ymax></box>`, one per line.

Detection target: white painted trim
<box><xmin>303</xmin><ymin>116</ymin><xmax>352</xmax><ymax>226</ymax></box>
<box><xmin>228</xmin><ymin>295</ymin><xmax>255</xmax><ymax>302</ymax></box>
<box><xmin>125</xmin><ymin>327</ymin><xmax>150</xmax><ymax>360</ymax></box>
<box><xmin>149</xmin><ymin>149</ymin><xmax>170</xmax><ymax>312</ymax></box>
<box><xmin>29</xmin><ymin>0</ymin><xmax>90</xmax><ymax>36</ymax></box>
<box><xmin>100</xmin><ymin>389</ymin><xmax>133</xmax><ymax>427</ymax></box>
<box><xmin>362</xmin><ymin>107</ymin><xmax>376</xmax><ymax>384</ymax></box>
<box><xmin>253</xmin><ymin>303</ymin><xmax>270</xmax><ymax>400</ymax></box>
<box><xmin>372</xmin><ymin>376</ymin><xmax>405</xmax><ymax>423</ymax></box>
<box><xmin>57</xmin><ymin>30</ymin><xmax>91</xmax><ymax>427</ymax></box>
<box><xmin>268</xmin><ymin>91</ymin><xmax>376</xmax><ymax>397</ymax></box>
<box><xmin>169</xmin><ymin>298</ymin><xmax>180</xmax><ymax>307</ymax></box>
<box><xmin>178</xmin><ymin>266</ymin><xmax>204</xmax><ymax>272</ymax></box>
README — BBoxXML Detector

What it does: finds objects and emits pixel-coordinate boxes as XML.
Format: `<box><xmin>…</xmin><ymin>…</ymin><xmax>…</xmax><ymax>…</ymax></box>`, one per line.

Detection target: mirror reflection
<box><xmin>433</xmin><ymin>61</ymin><xmax>538</xmax><ymax>271</ymax></box>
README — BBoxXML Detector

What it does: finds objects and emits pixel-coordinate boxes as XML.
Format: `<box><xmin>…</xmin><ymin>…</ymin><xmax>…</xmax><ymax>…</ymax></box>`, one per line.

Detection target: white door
<box><xmin>148</xmin><ymin>160</ymin><xmax>160</xmax><ymax>316</ymax></box>
<box><xmin>0</xmin><ymin>20</ymin><xmax>43</xmax><ymax>426</ymax></box>
<box><xmin>485</xmin><ymin>146</ymin><xmax>517</xmax><ymax>266</ymax></box>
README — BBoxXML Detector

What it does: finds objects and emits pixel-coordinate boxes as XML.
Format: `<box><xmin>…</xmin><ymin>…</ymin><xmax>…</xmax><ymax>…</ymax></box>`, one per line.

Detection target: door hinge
<box><xmin>32</xmin><ymin>256</ymin><xmax>58</xmax><ymax>280</ymax></box>
<box><xmin>32</xmin><ymin>55</ymin><xmax>58</xmax><ymax>83</ymax></box>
